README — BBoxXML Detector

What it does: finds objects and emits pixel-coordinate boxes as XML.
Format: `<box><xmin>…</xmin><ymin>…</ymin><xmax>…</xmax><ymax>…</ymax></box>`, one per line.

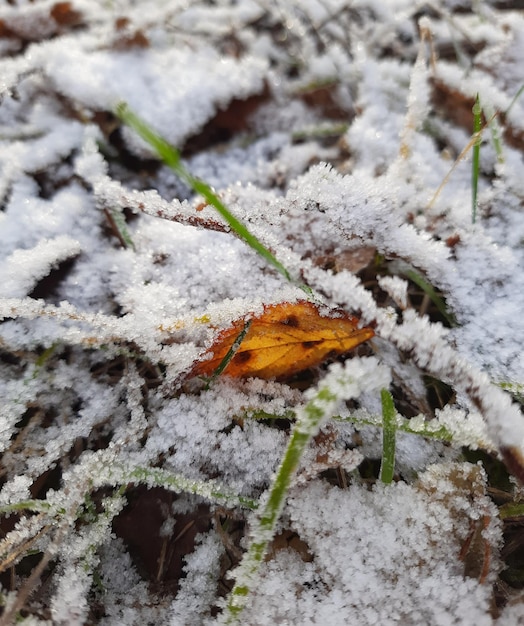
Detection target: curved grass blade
<box><xmin>115</xmin><ymin>103</ymin><xmax>312</xmax><ymax>295</ymax></box>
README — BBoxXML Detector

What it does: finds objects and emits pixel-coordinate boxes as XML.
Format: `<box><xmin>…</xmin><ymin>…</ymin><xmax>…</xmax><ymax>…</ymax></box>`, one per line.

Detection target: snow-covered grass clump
<box><xmin>0</xmin><ymin>1</ymin><xmax>523</xmax><ymax>624</ymax></box>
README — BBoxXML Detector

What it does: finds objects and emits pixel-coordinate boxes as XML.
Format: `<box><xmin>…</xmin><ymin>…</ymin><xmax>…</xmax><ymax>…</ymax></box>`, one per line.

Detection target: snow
<box><xmin>0</xmin><ymin>236</ymin><xmax>81</xmax><ymax>298</ymax></box>
<box><xmin>0</xmin><ymin>0</ymin><xmax>523</xmax><ymax>624</ymax></box>
<box><xmin>242</xmin><ymin>463</ymin><xmax>500</xmax><ymax>625</ymax></box>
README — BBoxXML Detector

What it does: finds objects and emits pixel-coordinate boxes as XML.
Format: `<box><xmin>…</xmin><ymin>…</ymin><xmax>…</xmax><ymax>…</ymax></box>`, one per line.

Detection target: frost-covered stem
<box><xmin>205</xmin><ymin>320</ymin><xmax>252</xmax><ymax>388</ymax></box>
<box><xmin>471</xmin><ymin>94</ymin><xmax>482</xmax><ymax>224</ymax></box>
<box><xmin>223</xmin><ymin>387</ymin><xmax>335</xmax><ymax>623</ymax></box>
<box><xmin>102</xmin><ymin>206</ymin><xmax>135</xmax><ymax>250</ymax></box>
<box><xmin>222</xmin><ymin>359</ymin><xmax>390</xmax><ymax>622</ymax></box>
<box><xmin>115</xmin><ymin>103</ymin><xmax>307</xmax><ymax>290</ymax></box>
<box><xmin>0</xmin><ymin>500</ymin><xmax>56</xmax><ymax>514</ymax></box>
<box><xmin>379</xmin><ymin>389</ymin><xmax>396</xmax><ymax>484</ymax></box>
<box><xmin>118</xmin><ymin>464</ymin><xmax>258</xmax><ymax>510</ymax></box>
<box><xmin>49</xmin><ymin>489</ymin><xmax>126</xmax><ymax>624</ymax></box>
<box><xmin>334</xmin><ymin>414</ymin><xmax>451</xmax><ymax>441</ymax></box>
<box><xmin>87</xmin><ymin>450</ymin><xmax>259</xmax><ymax>510</ymax></box>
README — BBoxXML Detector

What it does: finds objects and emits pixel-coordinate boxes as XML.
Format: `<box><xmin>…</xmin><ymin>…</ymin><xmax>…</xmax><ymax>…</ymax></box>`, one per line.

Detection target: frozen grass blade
<box><xmin>115</xmin><ymin>103</ymin><xmax>312</xmax><ymax>293</ymax></box>
<box><xmin>472</xmin><ymin>94</ymin><xmax>482</xmax><ymax>224</ymax></box>
<box><xmin>427</xmin><ymin>106</ymin><xmax>494</xmax><ymax>212</ymax></box>
<box><xmin>482</xmin><ymin>102</ymin><xmax>504</xmax><ymax>164</ymax></box>
<box><xmin>0</xmin><ymin>500</ymin><xmax>58</xmax><ymax>515</ymax></box>
<box><xmin>103</xmin><ymin>206</ymin><xmax>135</xmax><ymax>250</ymax></box>
<box><xmin>291</xmin><ymin>122</ymin><xmax>348</xmax><ymax>142</ymax></box>
<box><xmin>498</xmin><ymin>381</ymin><xmax>524</xmax><ymax>405</ymax></box>
<box><xmin>103</xmin><ymin>463</ymin><xmax>259</xmax><ymax>510</ymax></box>
<box><xmin>204</xmin><ymin>320</ymin><xmax>252</xmax><ymax>389</ymax></box>
<box><xmin>222</xmin><ymin>385</ymin><xmax>336</xmax><ymax>623</ymax></box>
<box><xmin>499</xmin><ymin>502</ymin><xmax>524</xmax><ymax>519</ymax></box>
<box><xmin>401</xmin><ymin>266</ymin><xmax>456</xmax><ymax>326</ymax></box>
<box><xmin>505</xmin><ymin>83</ymin><xmax>524</xmax><ymax>117</ymax></box>
<box><xmin>335</xmin><ymin>413</ymin><xmax>453</xmax><ymax>442</ymax></box>
<box><xmin>222</xmin><ymin>358</ymin><xmax>389</xmax><ymax>623</ymax></box>
<box><xmin>379</xmin><ymin>389</ymin><xmax>396</xmax><ymax>484</ymax></box>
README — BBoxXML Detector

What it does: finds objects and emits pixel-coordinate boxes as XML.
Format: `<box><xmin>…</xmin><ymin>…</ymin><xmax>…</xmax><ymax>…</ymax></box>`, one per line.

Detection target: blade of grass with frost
<box><xmin>222</xmin><ymin>358</ymin><xmax>390</xmax><ymax>623</ymax></box>
<box><xmin>472</xmin><ymin>94</ymin><xmax>482</xmax><ymax>224</ymax></box>
<box><xmin>400</xmin><ymin>266</ymin><xmax>456</xmax><ymax>326</ymax></box>
<box><xmin>104</xmin><ymin>206</ymin><xmax>135</xmax><ymax>250</ymax></box>
<box><xmin>115</xmin><ymin>103</ymin><xmax>310</xmax><ymax>292</ymax></box>
<box><xmin>30</xmin><ymin>343</ymin><xmax>59</xmax><ymax>381</ymax></box>
<box><xmin>482</xmin><ymin>102</ymin><xmax>503</xmax><ymax>164</ymax></box>
<box><xmin>291</xmin><ymin>122</ymin><xmax>348</xmax><ymax>142</ymax></box>
<box><xmin>487</xmin><ymin>82</ymin><xmax>524</xmax><ymax>165</ymax></box>
<box><xmin>334</xmin><ymin>413</ymin><xmax>454</xmax><ymax>443</ymax></box>
<box><xmin>204</xmin><ymin>320</ymin><xmax>252</xmax><ymax>389</ymax></box>
<box><xmin>106</xmin><ymin>464</ymin><xmax>258</xmax><ymax>510</ymax></box>
<box><xmin>223</xmin><ymin>385</ymin><xmax>337</xmax><ymax>623</ymax></box>
<box><xmin>0</xmin><ymin>500</ymin><xmax>58</xmax><ymax>515</ymax></box>
<box><xmin>336</xmin><ymin>410</ymin><xmax>494</xmax><ymax>452</ymax></box>
<box><xmin>505</xmin><ymin>83</ymin><xmax>524</xmax><ymax>117</ymax></box>
<box><xmin>379</xmin><ymin>389</ymin><xmax>396</xmax><ymax>484</ymax></box>
<box><xmin>499</xmin><ymin>502</ymin><xmax>524</xmax><ymax>519</ymax></box>
<box><xmin>498</xmin><ymin>381</ymin><xmax>524</xmax><ymax>405</ymax></box>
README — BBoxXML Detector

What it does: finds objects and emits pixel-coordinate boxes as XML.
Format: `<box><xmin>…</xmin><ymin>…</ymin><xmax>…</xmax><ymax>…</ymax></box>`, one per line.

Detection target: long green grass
<box><xmin>471</xmin><ymin>94</ymin><xmax>482</xmax><ymax>224</ymax></box>
<box><xmin>115</xmin><ymin>103</ymin><xmax>314</xmax><ymax>295</ymax></box>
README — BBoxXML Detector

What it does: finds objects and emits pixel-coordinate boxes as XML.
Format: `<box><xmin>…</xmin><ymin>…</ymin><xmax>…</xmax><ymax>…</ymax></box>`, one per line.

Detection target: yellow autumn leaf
<box><xmin>190</xmin><ymin>300</ymin><xmax>374</xmax><ymax>380</ymax></box>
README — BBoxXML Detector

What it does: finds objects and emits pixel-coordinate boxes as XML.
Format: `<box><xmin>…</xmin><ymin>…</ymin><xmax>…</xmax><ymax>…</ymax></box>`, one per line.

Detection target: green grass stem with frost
<box><xmin>379</xmin><ymin>389</ymin><xmax>397</xmax><ymax>484</ymax></box>
<box><xmin>400</xmin><ymin>265</ymin><xmax>456</xmax><ymax>326</ymax></box>
<box><xmin>222</xmin><ymin>358</ymin><xmax>390</xmax><ymax>623</ymax></box>
<box><xmin>472</xmin><ymin>94</ymin><xmax>482</xmax><ymax>224</ymax></box>
<box><xmin>223</xmin><ymin>384</ymin><xmax>337</xmax><ymax>623</ymax></box>
<box><xmin>115</xmin><ymin>103</ymin><xmax>313</xmax><ymax>294</ymax></box>
<box><xmin>119</xmin><ymin>464</ymin><xmax>258</xmax><ymax>510</ymax></box>
<box><xmin>104</xmin><ymin>206</ymin><xmax>135</xmax><ymax>250</ymax></box>
<box><xmin>498</xmin><ymin>381</ymin><xmax>524</xmax><ymax>406</ymax></box>
<box><xmin>335</xmin><ymin>413</ymin><xmax>454</xmax><ymax>441</ymax></box>
<box><xmin>204</xmin><ymin>320</ymin><xmax>252</xmax><ymax>389</ymax></box>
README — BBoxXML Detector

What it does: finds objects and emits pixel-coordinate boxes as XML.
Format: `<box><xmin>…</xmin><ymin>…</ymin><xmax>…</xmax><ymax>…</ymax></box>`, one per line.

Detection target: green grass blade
<box><xmin>482</xmin><ymin>103</ymin><xmax>504</xmax><ymax>164</ymax></box>
<box><xmin>189</xmin><ymin>177</ymin><xmax>294</xmax><ymax>284</ymax></box>
<box><xmin>498</xmin><ymin>381</ymin><xmax>524</xmax><ymax>405</ymax></box>
<box><xmin>505</xmin><ymin>83</ymin><xmax>524</xmax><ymax>118</ymax></box>
<box><xmin>472</xmin><ymin>94</ymin><xmax>482</xmax><ymax>224</ymax></box>
<box><xmin>499</xmin><ymin>502</ymin><xmax>524</xmax><ymax>519</ymax></box>
<box><xmin>379</xmin><ymin>389</ymin><xmax>396</xmax><ymax>484</ymax></box>
<box><xmin>223</xmin><ymin>386</ymin><xmax>337</xmax><ymax>623</ymax></box>
<box><xmin>0</xmin><ymin>500</ymin><xmax>56</xmax><ymax>514</ymax></box>
<box><xmin>334</xmin><ymin>413</ymin><xmax>454</xmax><ymax>443</ymax></box>
<box><xmin>120</xmin><ymin>464</ymin><xmax>258</xmax><ymax>510</ymax></box>
<box><xmin>204</xmin><ymin>320</ymin><xmax>252</xmax><ymax>388</ymax></box>
<box><xmin>401</xmin><ymin>267</ymin><xmax>456</xmax><ymax>326</ymax></box>
<box><xmin>115</xmin><ymin>103</ymin><xmax>183</xmax><ymax>170</ymax></box>
<box><xmin>105</xmin><ymin>206</ymin><xmax>135</xmax><ymax>250</ymax></box>
<box><xmin>115</xmin><ymin>102</ymin><xmax>309</xmax><ymax>290</ymax></box>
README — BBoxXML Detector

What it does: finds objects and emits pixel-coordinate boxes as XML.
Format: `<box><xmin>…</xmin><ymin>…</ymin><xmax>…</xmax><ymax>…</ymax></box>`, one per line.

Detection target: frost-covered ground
<box><xmin>1</xmin><ymin>1</ymin><xmax>524</xmax><ymax>624</ymax></box>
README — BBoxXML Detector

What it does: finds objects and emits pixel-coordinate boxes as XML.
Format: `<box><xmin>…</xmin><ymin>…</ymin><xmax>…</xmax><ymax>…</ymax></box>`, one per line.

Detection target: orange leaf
<box><xmin>191</xmin><ymin>301</ymin><xmax>374</xmax><ymax>380</ymax></box>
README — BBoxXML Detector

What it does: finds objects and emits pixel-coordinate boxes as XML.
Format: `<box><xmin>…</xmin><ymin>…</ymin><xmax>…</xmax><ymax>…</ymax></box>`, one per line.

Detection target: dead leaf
<box><xmin>190</xmin><ymin>300</ymin><xmax>374</xmax><ymax>380</ymax></box>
